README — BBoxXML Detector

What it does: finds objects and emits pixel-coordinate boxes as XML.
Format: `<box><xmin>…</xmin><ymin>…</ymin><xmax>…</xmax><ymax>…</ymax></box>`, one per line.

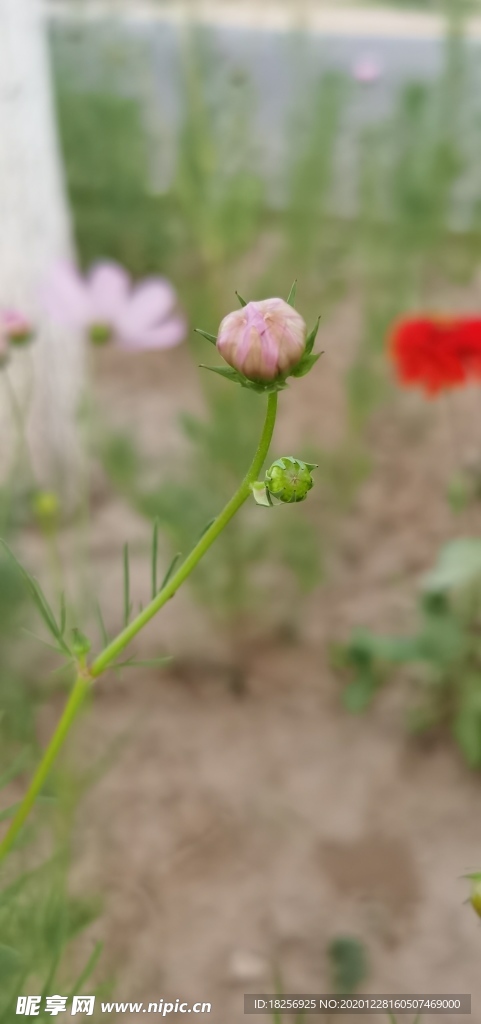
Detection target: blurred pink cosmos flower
<box><xmin>0</xmin><ymin>308</ymin><xmax>34</xmax><ymax>346</ymax></box>
<box><xmin>352</xmin><ymin>55</ymin><xmax>383</xmax><ymax>84</ymax></box>
<box><xmin>217</xmin><ymin>298</ymin><xmax>306</xmax><ymax>383</ymax></box>
<box><xmin>44</xmin><ymin>261</ymin><xmax>187</xmax><ymax>351</ymax></box>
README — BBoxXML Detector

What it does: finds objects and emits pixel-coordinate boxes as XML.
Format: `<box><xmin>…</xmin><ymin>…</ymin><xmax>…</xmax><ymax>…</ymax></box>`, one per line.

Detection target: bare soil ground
<box><xmin>34</xmin><ymin>302</ymin><xmax>481</xmax><ymax>1022</ymax></box>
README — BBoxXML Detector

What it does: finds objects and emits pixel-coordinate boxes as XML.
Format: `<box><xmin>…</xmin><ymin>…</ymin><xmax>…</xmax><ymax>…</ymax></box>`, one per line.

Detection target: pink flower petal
<box><xmin>122</xmin><ymin>279</ymin><xmax>177</xmax><ymax>336</ymax></box>
<box><xmin>119</xmin><ymin>314</ymin><xmax>187</xmax><ymax>351</ymax></box>
<box><xmin>43</xmin><ymin>261</ymin><xmax>91</xmax><ymax>328</ymax></box>
<box><xmin>88</xmin><ymin>262</ymin><xmax>131</xmax><ymax>324</ymax></box>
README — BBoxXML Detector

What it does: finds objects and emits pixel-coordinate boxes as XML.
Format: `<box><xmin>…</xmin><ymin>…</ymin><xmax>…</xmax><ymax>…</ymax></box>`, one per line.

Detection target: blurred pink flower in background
<box><xmin>44</xmin><ymin>261</ymin><xmax>187</xmax><ymax>351</ymax></box>
<box><xmin>0</xmin><ymin>308</ymin><xmax>34</xmax><ymax>346</ymax></box>
<box><xmin>352</xmin><ymin>54</ymin><xmax>383</xmax><ymax>84</ymax></box>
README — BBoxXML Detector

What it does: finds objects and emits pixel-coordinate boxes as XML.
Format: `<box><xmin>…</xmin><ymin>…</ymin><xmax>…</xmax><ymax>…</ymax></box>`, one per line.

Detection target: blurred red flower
<box><xmin>454</xmin><ymin>319</ymin><xmax>481</xmax><ymax>379</ymax></box>
<box><xmin>390</xmin><ymin>317</ymin><xmax>481</xmax><ymax>395</ymax></box>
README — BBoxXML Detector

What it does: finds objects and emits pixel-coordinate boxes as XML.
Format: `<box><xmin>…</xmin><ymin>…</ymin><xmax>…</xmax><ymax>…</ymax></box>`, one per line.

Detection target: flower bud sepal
<box><xmin>71</xmin><ymin>627</ymin><xmax>92</xmax><ymax>665</ymax></box>
<box><xmin>198</xmin><ymin>361</ymin><xmax>291</xmax><ymax>395</ymax></box>
<box><xmin>251</xmin><ymin>481</ymin><xmax>283</xmax><ymax>507</ymax></box>
<box><xmin>288</xmin><ymin>317</ymin><xmax>322</xmax><ymax>378</ymax></box>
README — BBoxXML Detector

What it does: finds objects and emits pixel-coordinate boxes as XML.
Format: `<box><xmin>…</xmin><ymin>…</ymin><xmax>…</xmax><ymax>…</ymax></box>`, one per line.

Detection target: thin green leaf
<box><xmin>0</xmin><ymin>943</ymin><xmax>23</xmax><ymax>974</ymax></box>
<box><xmin>160</xmin><ymin>552</ymin><xmax>182</xmax><ymax>590</ymax></box>
<box><xmin>194</xmin><ymin>328</ymin><xmax>217</xmax><ymax>345</ymax></box>
<box><xmin>0</xmin><ymin>795</ymin><xmax>55</xmax><ymax>823</ymax></box>
<box><xmin>30</xmin><ymin>582</ymin><xmax>70</xmax><ymax>654</ymax></box>
<box><xmin>286</xmin><ymin>280</ymin><xmax>297</xmax><ymax>306</ymax></box>
<box><xmin>95</xmin><ymin>600</ymin><xmax>109</xmax><ymax>647</ymax></box>
<box><xmin>123</xmin><ymin>542</ymin><xmax>131</xmax><ymax>626</ymax></box>
<box><xmin>291</xmin><ymin>352</ymin><xmax>322</xmax><ymax>378</ymax></box>
<box><xmin>41</xmin><ymin>944</ymin><xmax>64</xmax><ymax>1002</ymax></box>
<box><xmin>304</xmin><ymin>316</ymin><xmax>321</xmax><ymax>356</ymax></box>
<box><xmin>114</xmin><ymin>657</ymin><xmax>172</xmax><ymax>669</ymax></box>
<box><xmin>0</xmin><ymin>540</ymin><xmax>71</xmax><ymax>653</ymax></box>
<box><xmin>24</xmin><ymin>576</ymin><xmax>58</xmax><ymax>635</ymax></box>
<box><xmin>0</xmin><ymin>855</ymin><xmax>60</xmax><ymax>908</ymax></box>
<box><xmin>22</xmin><ymin>628</ymin><xmax>66</xmax><ymax>655</ymax></box>
<box><xmin>30</xmin><ymin>579</ymin><xmax>63</xmax><ymax>639</ymax></box>
<box><xmin>46</xmin><ymin>659</ymin><xmax>76</xmax><ymax>681</ymax></box>
<box><xmin>66</xmin><ymin>941</ymin><xmax>103</xmax><ymax>1000</ymax></box>
<box><xmin>235</xmin><ymin>290</ymin><xmax>247</xmax><ymax>307</ymax></box>
<box><xmin>0</xmin><ymin>750</ymin><xmax>29</xmax><ymax>791</ymax></box>
<box><xmin>196</xmin><ymin>518</ymin><xmax>216</xmax><ymax>541</ymax></box>
<box><xmin>152</xmin><ymin>519</ymin><xmax>160</xmax><ymax>598</ymax></box>
<box><xmin>59</xmin><ymin>592</ymin><xmax>67</xmax><ymax>636</ymax></box>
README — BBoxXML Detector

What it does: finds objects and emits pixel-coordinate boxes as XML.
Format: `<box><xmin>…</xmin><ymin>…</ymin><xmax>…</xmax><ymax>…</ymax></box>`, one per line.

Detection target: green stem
<box><xmin>0</xmin><ymin>392</ymin><xmax>278</xmax><ymax>860</ymax></box>
<box><xmin>1</xmin><ymin>372</ymin><xmax>35</xmax><ymax>536</ymax></box>
<box><xmin>0</xmin><ymin>674</ymin><xmax>91</xmax><ymax>860</ymax></box>
<box><xmin>3</xmin><ymin>370</ymin><xmax>37</xmax><ymax>490</ymax></box>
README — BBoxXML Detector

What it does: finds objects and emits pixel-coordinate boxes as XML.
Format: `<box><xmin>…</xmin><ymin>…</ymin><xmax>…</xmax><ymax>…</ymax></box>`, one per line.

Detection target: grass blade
<box><xmin>59</xmin><ymin>591</ymin><xmax>67</xmax><ymax>636</ymax></box>
<box><xmin>66</xmin><ymin>941</ymin><xmax>103</xmax><ymax>1000</ymax></box>
<box><xmin>21</xmin><ymin>629</ymin><xmax>65</xmax><ymax>655</ymax></box>
<box><xmin>95</xmin><ymin>600</ymin><xmax>109</xmax><ymax>647</ymax></box>
<box><xmin>286</xmin><ymin>279</ymin><xmax>297</xmax><ymax>306</ymax></box>
<box><xmin>196</xmin><ymin>518</ymin><xmax>216</xmax><ymax>542</ymax></box>
<box><xmin>151</xmin><ymin>519</ymin><xmax>159</xmax><ymax>599</ymax></box>
<box><xmin>0</xmin><ymin>540</ymin><xmax>70</xmax><ymax>653</ymax></box>
<box><xmin>235</xmin><ymin>290</ymin><xmax>247</xmax><ymax>307</ymax></box>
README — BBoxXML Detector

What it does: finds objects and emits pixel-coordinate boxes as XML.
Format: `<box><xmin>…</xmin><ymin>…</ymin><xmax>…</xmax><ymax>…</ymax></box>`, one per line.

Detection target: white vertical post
<box><xmin>0</xmin><ymin>0</ymin><xmax>84</xmax><ymax>503</ymax></box>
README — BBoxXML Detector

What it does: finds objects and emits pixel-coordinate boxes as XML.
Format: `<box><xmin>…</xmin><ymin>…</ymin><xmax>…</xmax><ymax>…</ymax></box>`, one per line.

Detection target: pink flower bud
<box><xmin>216</xmin><ymin>298</ymin><xmax>307</xmax><ymax>383</ymax></box>
<box><xmin>0</xmin><ymin>308</ymin><xmax>34</xmax><ymax>346</ymax></box>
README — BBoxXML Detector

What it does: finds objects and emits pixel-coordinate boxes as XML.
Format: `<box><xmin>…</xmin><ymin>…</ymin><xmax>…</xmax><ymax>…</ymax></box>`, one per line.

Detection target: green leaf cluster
<box><xmin>335</xmin><ymin>539</ymin><xmax>481</xmax><ymax>768</ymax></box>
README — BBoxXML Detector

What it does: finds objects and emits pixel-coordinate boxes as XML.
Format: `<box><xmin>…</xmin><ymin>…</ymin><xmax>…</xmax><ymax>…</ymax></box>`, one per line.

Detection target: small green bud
<box><xmin>33</xmin><ymin>490</ymin><xmax>60</xmax><ymax>531</ymax></box>
<box><xmin>71</xmin><ymin>627</ymin><xmax>91</xmax><ymax>660</ymax></box>
<box><xmin>89</xmin><ymin>322</ymin><xmax>113</xmax><ymax>346</ymax></box>
<box><xmin>465</xmin><ymin>873</ymin><xmax>481</xmax><ymax>918</ymax></box>
<box><xmin>265</xmin><ymin>456</ymin><xmax>317</xmax><ymax>504</ymax></box>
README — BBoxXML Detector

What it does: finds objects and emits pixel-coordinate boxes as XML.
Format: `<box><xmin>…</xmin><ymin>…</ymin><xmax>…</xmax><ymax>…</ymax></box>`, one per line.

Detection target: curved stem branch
<box><xmin>0</xmin><ymin>391</ymin><xmax>278</xmax><ymax>861</ymax></box>
<box><xmin>91</xmin><ymin>390</ymin><xmax>277</xmax><ymax>677</ymax></box>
